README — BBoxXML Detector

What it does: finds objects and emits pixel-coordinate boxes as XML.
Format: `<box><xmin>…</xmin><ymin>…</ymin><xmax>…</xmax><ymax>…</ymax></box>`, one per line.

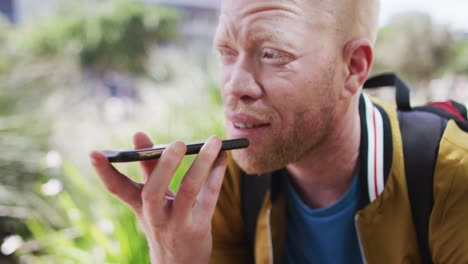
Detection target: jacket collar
<box><xmin>357</xmin><ymin>93</ymin><xmax>393</xmax><ymax>207</ymax></box>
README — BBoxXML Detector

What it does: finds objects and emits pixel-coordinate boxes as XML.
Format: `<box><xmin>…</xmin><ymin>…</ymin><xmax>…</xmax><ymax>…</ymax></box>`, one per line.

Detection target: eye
<box><xmin>219</xmin><ymin>49</ymin><xmax>233</xmax><ymax>56</ymax></box>
<box><xmin>262</xmin><ymin>49</ymin><xmax>279</xmax><ymax>59</ymax></box>
<box><xmin>261</xmin><ymin>48</ymin><xmax>292</xmax><ymax>65</ymax></box>
<box><xmin>217</xmin><ymin>47</ymin><xmax>237</xmax><ymax>64</ymax></box>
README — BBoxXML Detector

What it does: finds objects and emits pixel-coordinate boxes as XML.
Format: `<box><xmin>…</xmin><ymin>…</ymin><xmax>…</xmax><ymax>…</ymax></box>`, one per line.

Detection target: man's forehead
<box><xmin>214</xmin><ymin>19</ymin><xmax>291</xmax><ymax>45</ymax></box>
<box><xmin>219</xmin><ymin>0</ymin><xmax>337</xmax><ymax>24</ymax></box>
<box><xmin>220</xmin><ymin>0</ymin><xmax>310</xmax><ymax>18</ymax></box>
<box><xmin>220</xmin><ymin>0</ymin><xmax>334</xmax><ymax>12</ymax></box>
<box><xmin>215</xmin><ymin>6</ymin><xmax>310</xmax><ymax>45</ymax></box>
<box><xmin>216</xmin><ymin>0</ymin><xmax>336</xmax><ymax>39</ymax></box>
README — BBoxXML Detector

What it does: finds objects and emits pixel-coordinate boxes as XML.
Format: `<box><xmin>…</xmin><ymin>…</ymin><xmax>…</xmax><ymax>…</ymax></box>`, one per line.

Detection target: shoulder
<box><xmin>430</xmin><ymin>121</ymin><xmax>468</xmax><ymax>262</ymax></box>
<box><xmin>439</xmin><ymin>119</ymin><xmax>468</xmax><ymax>156</ymax></box>
<box><xmin>434</xmin><ymin>120</ymin><xmax>468</xmax><ymax>194</ymax></box>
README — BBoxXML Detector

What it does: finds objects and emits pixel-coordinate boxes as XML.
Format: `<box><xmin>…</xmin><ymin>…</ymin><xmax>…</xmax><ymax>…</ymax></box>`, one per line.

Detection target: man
<box><xmin>90</xmin><ymin>0</ymin><xmax>468</xmax><ymax>263</ymax></box>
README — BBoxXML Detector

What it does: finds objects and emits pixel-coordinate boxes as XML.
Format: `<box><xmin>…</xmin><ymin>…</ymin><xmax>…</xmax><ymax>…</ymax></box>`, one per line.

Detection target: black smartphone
<box><xmin>102</xmin><ymin>138</ymin><xmax>249</xmax><ymax>163</ymax></box>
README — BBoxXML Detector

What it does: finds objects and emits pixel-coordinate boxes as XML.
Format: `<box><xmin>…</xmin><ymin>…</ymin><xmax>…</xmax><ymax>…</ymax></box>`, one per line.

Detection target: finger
<box><xmin>141</xmin><ymin>141</ymin><xmax>186</xmax><ymax>222</ymax></box>
<box><xmin>90</xmin><ymin>151</ymin><xmax>143</xmax><ymax>212</ymax></box>
<box><xmin>133</xmin><ymin>132</ymin><xmax>158</xmax><ymax>183</ymax></box>
<box><xmin>193</xmin><ymin>151</ymin><xmax>227</xmax><ymax>226</ymax></box>
<box><xmin>173</xmin><ymin>136</ymin><xmax>222</xmax><ymax>222</ymax></box>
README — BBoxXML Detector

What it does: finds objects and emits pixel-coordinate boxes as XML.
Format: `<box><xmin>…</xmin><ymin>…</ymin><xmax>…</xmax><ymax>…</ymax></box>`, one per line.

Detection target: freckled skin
<box><xmin>216</xmin><ymin>0</ymin><xmax>343</xmax><ymax>174</ymax></box>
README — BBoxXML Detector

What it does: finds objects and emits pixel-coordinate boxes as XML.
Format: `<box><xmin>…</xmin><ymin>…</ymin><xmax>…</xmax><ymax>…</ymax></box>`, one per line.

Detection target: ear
<box><xmin>341</xmin><ymin>39</ymin><xmax>373</xmax><ymax>99</ymax></box>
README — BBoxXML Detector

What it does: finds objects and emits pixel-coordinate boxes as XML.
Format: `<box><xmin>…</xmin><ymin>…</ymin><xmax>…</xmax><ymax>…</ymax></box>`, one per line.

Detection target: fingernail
<box><xmin>89</xmin><ymin>151</ymin><xmax>101</xmax><ymax>165</ymax></box>
<box><xmin>89</xmin><ymin>156</ymin><xmax>98</xmax><ymax>166</ymax></box>
<box><xmin>172</xmin><ymin>141</ymin><xmax>186</xmax><ymax>154</ymax></box>
<box><xmin>208</xmin><ymin>135</ymin><xmax>221</xmax><ymax>148</ymax></box>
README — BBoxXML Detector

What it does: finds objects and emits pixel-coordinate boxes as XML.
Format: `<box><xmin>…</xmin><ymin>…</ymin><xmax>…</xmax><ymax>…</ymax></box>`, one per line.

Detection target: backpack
<box><xmin>240</xmin><ymin>73</ymin><xmax>468</xmax><ymax>264</ymax></box>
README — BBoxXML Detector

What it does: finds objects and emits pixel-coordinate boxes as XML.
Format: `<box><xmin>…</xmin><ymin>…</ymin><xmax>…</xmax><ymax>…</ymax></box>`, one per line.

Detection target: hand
<box><xmin>90</xmin><ymin>132</ymin><xmax>228</xmax><ymax>264</ymax></box>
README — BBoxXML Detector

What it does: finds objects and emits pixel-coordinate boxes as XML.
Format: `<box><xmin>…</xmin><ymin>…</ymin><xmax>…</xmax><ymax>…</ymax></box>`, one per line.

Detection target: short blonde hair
<box><xmin>300</xmin><ymin>0</ymin><xmax>380</xmax><ymax>45</ymax></box>
<box><xmin>335</xmin><ymin>0</ymin><xmax>381</xmax><ymax>44</ymax></box>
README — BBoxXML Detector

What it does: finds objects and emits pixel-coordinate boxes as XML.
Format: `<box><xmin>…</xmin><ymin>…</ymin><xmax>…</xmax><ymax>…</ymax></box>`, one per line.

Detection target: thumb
<box><xmin>90</xmin><ymin>151</ymin><xmax>143</xmax><ymax>212</ymax></box>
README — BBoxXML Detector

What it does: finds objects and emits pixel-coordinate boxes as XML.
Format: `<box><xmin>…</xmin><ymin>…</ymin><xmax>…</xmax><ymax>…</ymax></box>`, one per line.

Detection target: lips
<box><xmin>225</xmin><ymin>112</ymin><xmax>271</xmax><ymax>128</ymax></box>
<box><xmin>224</xmin><ymin>111</ymin><xmax>271</xmax><ymax>142</ymax></box>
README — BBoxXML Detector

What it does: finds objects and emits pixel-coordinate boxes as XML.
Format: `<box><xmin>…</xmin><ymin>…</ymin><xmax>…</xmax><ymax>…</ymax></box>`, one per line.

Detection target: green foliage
<box><xmin>0</xmin><ymin>45</ymin><xmax>53</xmax><ymax>193</ymax></box>
<box><xmin>17</xmin><ymin>162</ymin><xmax>151</xmax><ymax>263</ymax></box>
<box><xmin>0</xmin><ymin>17</ymin><xmax>13</xmax><ymax>75</ymax></box>
<box><xmin>20</xmin><ymin>2</ymin><xmax>180</xmax><ymax>74</ymax></box>
<box><xmin>453</xmin><ymin>40</ymin><xmax>468</xmax><ymax>74</ymax></box>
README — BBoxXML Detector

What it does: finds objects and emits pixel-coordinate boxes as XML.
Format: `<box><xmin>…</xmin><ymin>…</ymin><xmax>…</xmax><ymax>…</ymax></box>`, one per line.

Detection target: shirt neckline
<box><xmin>285</xmin><ymin>172</ymin><xmax>360</xmax><ymax>218</ymax></box>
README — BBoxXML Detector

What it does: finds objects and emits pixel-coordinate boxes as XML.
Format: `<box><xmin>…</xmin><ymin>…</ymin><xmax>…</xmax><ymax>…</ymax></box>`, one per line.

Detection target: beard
<box><xmin>227</xmin><ymin>60</ymin><xmax>338</xmax><ymax>175</ymax></box>
<box><xmin>231</xmin><ymin>89</ymin><xmax>337</xmax><ymax>175</ymax></box>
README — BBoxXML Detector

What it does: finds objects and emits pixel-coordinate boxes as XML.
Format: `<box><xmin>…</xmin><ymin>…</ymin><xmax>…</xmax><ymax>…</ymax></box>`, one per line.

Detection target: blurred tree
<box><xmin>372</xmin><ymin>12</ymin><xmax>456</xmax><ymax>100</ymax></box>
<box><xmin>0</xmin><ymin>15</ymin><xmax>53</xmax><ymax>264</ymax></box>
<box><xmin>453</xmin><ymin>39</ymin><xmax>468</xmax><ymax>75</ymax></box>
<box><xmin>22</xmin><ymin>2</ymin><xmax>179</xmax><ymax>76</ymax></box>
<box><xmin>0</xmin><ymin>16</ymin><xmax>13</xmax><ymax>75</ymax></box>
<box><xmin>373</xmin><ymin>13</ymin><xmax>455</xmax><ymax>80</ymax></box>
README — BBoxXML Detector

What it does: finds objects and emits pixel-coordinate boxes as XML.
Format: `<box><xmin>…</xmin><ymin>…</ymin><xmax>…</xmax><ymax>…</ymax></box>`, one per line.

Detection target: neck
<box><xmin>286</xmin><ymin>96</ymin><xmax>361</xmax><ymax>209</ymax></box>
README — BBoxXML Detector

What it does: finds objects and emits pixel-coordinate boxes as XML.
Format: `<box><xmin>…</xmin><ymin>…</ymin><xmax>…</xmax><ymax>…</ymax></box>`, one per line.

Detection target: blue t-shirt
<box><xmin>283</xmin><ymin>173</ymin><xmax>363</xmax><ymax>263</ymax></box>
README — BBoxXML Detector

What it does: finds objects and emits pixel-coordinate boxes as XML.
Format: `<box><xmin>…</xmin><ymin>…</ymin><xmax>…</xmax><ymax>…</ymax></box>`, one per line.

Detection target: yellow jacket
<box><xmin>210</xmin><ymin>94</ymin><xmax>468</xmax><ymax>264</ymax></box>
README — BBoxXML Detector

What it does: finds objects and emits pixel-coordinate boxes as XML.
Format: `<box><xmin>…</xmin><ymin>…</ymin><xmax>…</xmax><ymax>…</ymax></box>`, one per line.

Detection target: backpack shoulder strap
<box><xmin>240</xmin><ymin>171</ymin><xmax>271</xmax><ymax>253</ymax></box>
<box><xmin>364</xmin><ymin>73</ymin><xmax>412</xmax><ymax>111</ymax></box>
<box><xmin>398</xmin><ymin>110</ymin><xmax>448</xmax><ymax>264</ymax></box>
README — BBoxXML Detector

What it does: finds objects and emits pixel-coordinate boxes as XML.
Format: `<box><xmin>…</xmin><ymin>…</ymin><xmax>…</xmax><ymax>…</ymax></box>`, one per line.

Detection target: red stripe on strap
<box><xmin>428</xmin><ymin>101</ymin><xmax>465</xmax><ymax>120</ymax></box>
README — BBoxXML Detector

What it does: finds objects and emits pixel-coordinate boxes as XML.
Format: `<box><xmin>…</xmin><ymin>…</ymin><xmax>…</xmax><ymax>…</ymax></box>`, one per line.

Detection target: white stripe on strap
<box><xmin>364</xmin><ymin>95</ymin><xmax>376</xmax><ymax>202</ymax></box>
<box><xmin>375</xmin><ymin>105</ymin><xmax>385</xmax><ymax>198</ymax></box>
<box><xmin>363</xmin><ymin>94</ymin><xmax>385</xmax><ymax>202</ymax></box>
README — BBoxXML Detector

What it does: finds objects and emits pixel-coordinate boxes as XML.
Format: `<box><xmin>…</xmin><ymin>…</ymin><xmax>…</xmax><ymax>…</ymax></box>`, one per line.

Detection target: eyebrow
<box><xmin>214</xmin><ymin>30</ymin><xmax>289</xmax><ymax>44</ymax></box>
<box><xmin>249</xmin><ymin>31</ymin><xmax>289</xmax><ymax>44</ymax></box>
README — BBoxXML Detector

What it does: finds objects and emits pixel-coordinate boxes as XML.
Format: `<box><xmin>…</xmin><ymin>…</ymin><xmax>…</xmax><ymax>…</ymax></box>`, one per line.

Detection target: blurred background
<box><xmin>0</xmin><ymin>0</ymin><xmax>467</xmax><ymax>263</ymax></box>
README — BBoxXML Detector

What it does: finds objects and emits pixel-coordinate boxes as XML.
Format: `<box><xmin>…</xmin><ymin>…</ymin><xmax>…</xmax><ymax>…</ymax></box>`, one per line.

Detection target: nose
<box><xmin>222</xmin><ymin>55</ymin><xmax>263</xmax><ymax>103</ymax></box>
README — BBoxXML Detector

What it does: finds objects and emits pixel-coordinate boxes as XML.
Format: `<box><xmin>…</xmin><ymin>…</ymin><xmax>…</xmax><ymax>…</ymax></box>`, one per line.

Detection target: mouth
<box><xmin>225</xmin><ymin>111</ymin><xmax>272</xmax><ymax>137</ymax></box>
<box><xmin>233</xmin><ymin>122</ymin><xmax>270</xmax><ymax>129</ymax></box>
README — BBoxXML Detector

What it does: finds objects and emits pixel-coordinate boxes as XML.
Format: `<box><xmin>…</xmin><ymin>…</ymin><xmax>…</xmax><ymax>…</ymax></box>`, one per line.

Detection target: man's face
<box><xmin>215</xmin><ymin>0</ymin><xmax>343</xmax><ymax>174</ymax></box>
